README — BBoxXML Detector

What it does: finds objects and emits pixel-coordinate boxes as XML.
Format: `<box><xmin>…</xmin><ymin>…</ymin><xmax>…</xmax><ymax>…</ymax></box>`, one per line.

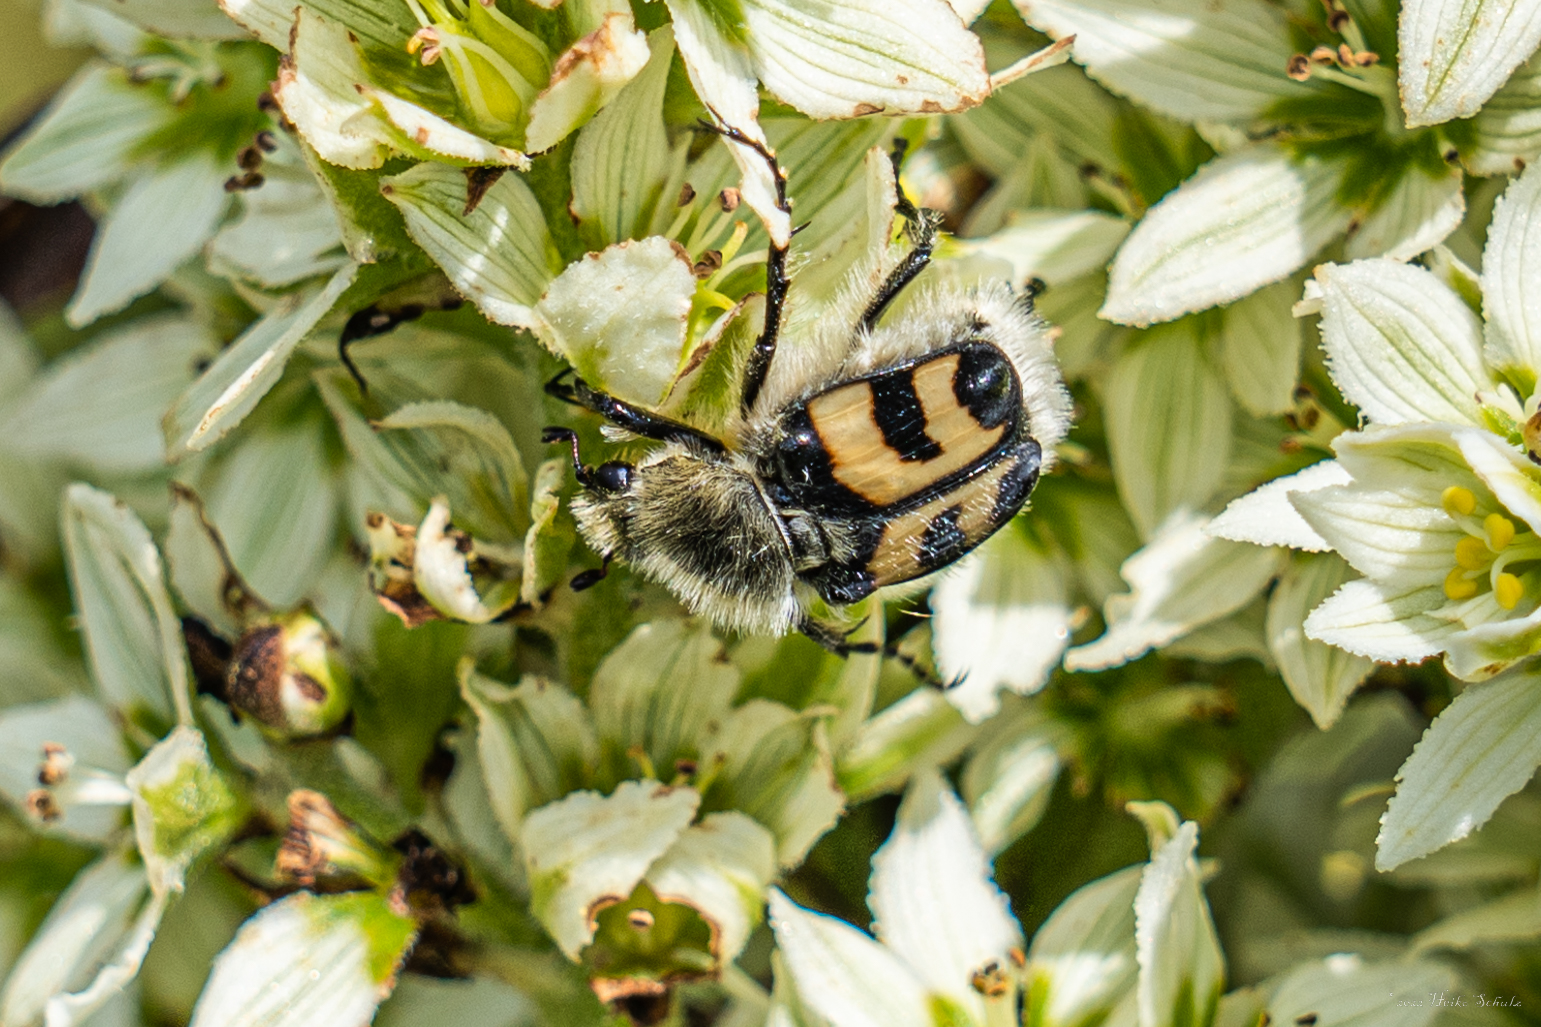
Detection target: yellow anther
<box><xmin>1444</xmin><ymin>567</ymin><xmax>1479</xmax><ymax>601</ymax></box>
<box><xmin>1485</xmin><ymin>513</ymin><xmax>1516</xmax><ymax>551</ymax></box>
<box><xmin>1454</xmin><ymin>536</ymin><xmax>1491</xmax><ymax>570</ymax></box>
<box><xmin>1496</xmin><ymin>573</ymin><xmax>1525</xmax><ymax>610</ymax></box>
<box><xmin>1442</xmin><ymin>486</ymin><xmax>1477</xmax><ymax>517</ymax></box>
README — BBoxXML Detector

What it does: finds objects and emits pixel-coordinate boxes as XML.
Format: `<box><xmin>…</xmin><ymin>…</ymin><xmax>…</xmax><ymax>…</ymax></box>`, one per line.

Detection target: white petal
<box><xmin>62</xmin><ymin>484</ymin><xmax>191</xmax><ymax>725</ymax></box>
<box><xmin>188</xmin><ymin>892</ymin><xmax>417</xmax><ymax>1027</ymax></box>
<box><xmin>1481</xmin><ymin>160</ymin><xmax>1541</xmax><ymax>374</ymax></box>
<box><xmin>570</xmin><ymin>27</ymin><xmax>674</xmax><ymax>245</ymax></box>
<box><xmin>587</xmin><ymin>620</ymin><xmax>740</xmax><ymax>774</ymax></box>
<box><xmin>524</xmin><ymin>12</ymin><xmax>650</xmax><ymax>154</ymax></box>
<box><xmin>1102</xmin><ymin>147</ymin><xmax>1351</xmax><ymax>326</ymax></box>
<box><xmin>202</xmin><ymin>422</ymin><xmax>340</xmax><ymax>609</ymax></box>
<box><xmin>1266</xmin><ymin>554</ymin><xmax>1375</xmax><ymax>730</ymax></box>
<box><xmin>740</xmin><ymin>0</ymin><xmax>989</xmax><ymax>118</ymax></box>
<box><xmin>1314</xmin><ymin>258</ymin><xmax>1490</xmax><ymax>425</ymax></box>
<box><xmin>869</xmin><ymin>771</ymin><xmax>1020</xmax><ymax>1014</ymax></box>
<box><xmin>961</xmin><ymin>712</ymin><xmax>1060</xmax><ymax>857</ymax></box>
<box><xmin>535</xmin><ymin>237</ymin><xmax>697</xmax><ymax>406</ymax></box>
<box><xmin>1398</xmin><ymin>0</ymin><xmax>1541</xmax><ymax>128</ymax></box>
<box><xmin>767</xmin><ymin>890</ymin><xmax>930</xmax><ymax>1027</ymax></box>
<box><xmin>520</xmin><ymin>780</ymin><xmax>700</xmax><ymax>958</ymax></box>
<box><xmin>1208</xmin><ymin>460</ymin><xmax>1350</xmax><ymax>552</ymax></box>
<box><xmin>1377</xmin><ymin>668</ymin><xmax>1541</xmax><ymax>869</ymax></box>
<box><xmin>1214</xmin><ymin>281</ymin><xmax>1303</xmax><ymax>417</ymax></box>
<box><xmin>1103</xmin><ymin>322</ymin><xmax>1234</xmax><ymax>539</ymax></box>
<box><xmin>165</xmin><ymin>261</ymin><xmax>358</xmax><ymax>455</ymax></box>
<box><xmin>1012</xmin><ymin>0</ymin><xmax>1311</xmax><ymax>124</ymax></box>
<box><xmin>1</xmin><ymin>315</ymin><xmax>215</xmax><ymax>473</ymax></box>
<box><xmin>271</xmin><ymin>10</ymin><xmax>392</xmax><ymax>170</ymax></box>
<box><xmin>1133</xmin><ymin>822</ymin><xmax>1224</xmax><ymax>1027</ymax></box>
<box><xmin>1065</xmin><ymin>514</ymin><xmax>1284</xmax><ymax>672</ymax></box>
<box><xmin>66</xmin><ymin>155</ymin><xmax>230</xmax><ymax>328</ymax></box>
<box><xmin>125</xmin><ymin>726</ymin><xmax>238</xmax><ymax>894</ymax></box>
<box><xmin>958</xmin><ymin>209</ymin><xmax>1129</xmax><ymax>289</ymax></box>
<box><xmin>412</xmin><ymin>499</ymin><xmax>521</xmax><ymax>624</ymax></box>
<box><xmin>458</xmin><ymin>664</ymin><xmax>598</xmax><ymax>844</ymax></box>
<box><xmin>1303</xmin><ymin>578</ymin><xmax>1458</xmax><ymax>662</ymax></box>
<box><xmin>1345</xmin><ymin>166</ymin><xmax>1465</xmax><ymax>262</ymax></box>
<box><xmin>1291</xmin><ymin>484</ymin><xmax>1461</xmax><ymax>584</ymax></box>
<box><xmin>0</xmin><ymin>697</ymin><xmax>130</xmax><ymax>841</ymax></box>
<box><xmin>1026</xmin><ymin>865</ymin><xmax>1142</xmax><ymax>1027</ymax></box>
<box><xmin>73</xmin><ymin>0</ymin><xmax>244</xmax><ymax>39</ymax></box>
<box><xmin>1456</xmin><ymin>426</ymin><xmax>1541</xmax><ymax>533</ymax></box>
<box><xmin>1265</xmin><ymin>955</ymin><xmax>1456</xmax><ymax>1027</ymax></box>
<box><xmin>931</xmin><ymin>532</ymin><xmax>1074</xmax><ymax>723</ymax></box>
<box><xmin>1466</xmin><ymin>50</ymin><xmax>1541</xmax><ymax>176</ymax></box>
<box><xmin>661</xmin><ymin>0</ymin><xmax>789</xmax><ymax>247</ymax></box>
<box><xmin>362</xmin><ymin>87</ymin><xmax>529</xmax><ymax>166</ymax></box>
<box><xmin>0</xmin><ymin>852</ymin><xmax>148</xmax><ymax>1027</ymax></box>
<box><xmin>0</xmin><ymin>64</ymin><xmax>168</xmax><ymax>203</ymax></box>
<box><xmin>647</xmin><ymin>812</ymin><xmax>777</xmax><ymax>964</ymax></box>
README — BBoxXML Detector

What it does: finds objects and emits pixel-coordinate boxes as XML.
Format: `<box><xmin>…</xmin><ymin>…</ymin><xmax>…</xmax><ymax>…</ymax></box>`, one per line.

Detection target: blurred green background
<box><xmin>0</xmin><ymin>0</ymin><xmax>84</xmax><ymax>138</ymax></box>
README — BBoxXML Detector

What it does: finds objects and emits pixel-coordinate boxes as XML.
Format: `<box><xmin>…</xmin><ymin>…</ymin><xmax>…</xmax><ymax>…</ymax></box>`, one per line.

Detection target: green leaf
<box><xmin>380</xmin><ymin>161</ymin><xmax>557</xmax><ymax>329</ymax></box>
<box><xmin>0</xmin><ymin>64</ymin><xmax>170</xmax><ymax>203</ymax></box>
<box><xmin>67</xmin><ymin>154</ymin><xmax>233</xmax><ymax>328</ymax></box>
<box><xmin>589</xmin><ymin>620</ymin><xmax>740</xmax><ymax>778</ymax></box>
<box><xmin>1266</xmin><ymin>553</ymin><xmax>1374</xmax><ymax>730</ymax></box>
<box><xmin>62</xmin><ymin>484</ymin><xmax>193</xmax><ymax>726</ymax></box>
<box><xmin>164</xmin><ymin>260</ymin><xmax>359</xmax><ymax>456</ymax></box>
<box><xmin>1213</xmin><ymin>280</ymin><xmax>1301</xmax><ymax>418</ymax></box>
<box><xmin>202</xmin><ymin>415</ymin><xmax>341</xmax><ymax>609</ymax></box>
<box><xmin>521</xmin><ymin>457</ymin><xmax>575</xmax><ymax>605</ymax></box>
<box><xmin>1104</xmin><ymin>322</ymin><xmax>1234</xmax><ymax>539</ymax></box>
<box><xmin>373</xmin><ymin>400</ymin><xmax>530</xmax><ymax>541</ymax></box>
<box><xmin>700</xmin><ymin>700</ymin><xmax>844</xmax><ymax>866</ymax></box>
<box><xmin>570</xmin><ymin>26</ymin><xmax>675</xmax><ymax>246</ymax></box>
<box><xmin>2</xmin><ymin>315</ymin><xmax>217</xmax><ymax>473</ymax></box>
<box><xmin>458</xmin><ymin>663</ymin><xmax>600</xmax><ymax>843</ymax></box>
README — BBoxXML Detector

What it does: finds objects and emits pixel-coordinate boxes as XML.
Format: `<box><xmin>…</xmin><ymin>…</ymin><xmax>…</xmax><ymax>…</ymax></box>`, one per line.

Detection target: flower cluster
<box><xmin>1</xmin><ymin>0</ymin><xmax>1540</xmax><ymax>1022</ymax></box>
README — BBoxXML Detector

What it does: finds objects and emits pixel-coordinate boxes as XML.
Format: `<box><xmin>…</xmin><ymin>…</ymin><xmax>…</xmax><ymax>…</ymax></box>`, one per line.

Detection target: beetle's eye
<box><xmin>593</xmin><ymin>461</ymin><xmax>634</xmax><ymax>492</ymax></box>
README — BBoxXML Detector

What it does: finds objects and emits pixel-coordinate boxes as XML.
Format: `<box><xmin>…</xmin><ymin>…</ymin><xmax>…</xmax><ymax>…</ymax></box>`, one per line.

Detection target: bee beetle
<box><xmin>543</xmin><ymin>125</ymin><xmax>1070</xmax><ymax>653</ymax></box>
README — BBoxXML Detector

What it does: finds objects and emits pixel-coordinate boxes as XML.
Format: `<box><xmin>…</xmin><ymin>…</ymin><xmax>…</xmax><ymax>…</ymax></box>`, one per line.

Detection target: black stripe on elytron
<box><xmin>918</xmin><ymin>506</ymin><xmax>968</xmax><ymax>572</ymax></box>
<box><xmin>952</xmin><ymin>343</ymin><xmax>1017</xmax><ymax>430</ymax></box>
<box><xmin>869</xmin><ymin>369</ymin><xmax>943</xmax><ymax>463</ymax></box>
<box><xmin>993</xmin><ymin>438</ymin><xmax>1043</xmax><ymax>523</ymax></box>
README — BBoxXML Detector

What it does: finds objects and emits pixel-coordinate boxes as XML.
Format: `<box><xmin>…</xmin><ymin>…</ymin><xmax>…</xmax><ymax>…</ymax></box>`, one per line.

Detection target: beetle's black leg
<box><xmin>540</xmin><ymin>426</ymin><xmax>595</xmax><ymax>487</ymax></box>
<box><xmin>696</xmin><ymin>116</ymin><xmax>792</xmax><ymax>416</ymax></box>
<box><xmin>571</xmin><ymin>555</ymin><xmax>612</xmax><ymax>592</ymax></box>
<box><xmin>797</xmin><ymin>615</ymin><xmax>953</xmax><ymax>689</ymax></box>
<box><xmin>544</xmin><ymin>372</ymin><xmax>727</xmax><ymax>453</ymax></box>
<box><xmin>859</xmin><ymin>140</ymin><xmax>944</xmax><ymax>331</ymax></box>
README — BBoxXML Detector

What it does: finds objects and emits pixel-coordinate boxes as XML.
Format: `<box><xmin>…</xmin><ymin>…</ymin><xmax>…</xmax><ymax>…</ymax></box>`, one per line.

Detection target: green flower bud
<box><xmin>226</xmin><ymin>611</ymin><xmax>352</xmax><ymax>737</ymax></box>
<box><xmin>404</xmin><ymin>0</ymin><xmax>551</xmax><ymax>142</ymax></box>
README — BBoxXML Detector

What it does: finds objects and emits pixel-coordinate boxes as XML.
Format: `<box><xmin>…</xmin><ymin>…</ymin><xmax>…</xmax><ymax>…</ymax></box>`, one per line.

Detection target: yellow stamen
<box><xmin>1485</xmin><ymin>513</ymin><xmax>1516</xmax><ymax>551</ymax></box>
<box><xmin>1442</xmin><ymin>485</ymin><xmax>1477</xmax><ymax>517</ymax></box>
<box><xmin>1454</xmin><ymin>536</ymin><xmax>1491</xmax><ymax>570</ymax></box>
<box><xmin>1444</xmin><ymin>567</ymin><xmax>1478</xmax><ymax>601</ymax></box>
<box><xmin>1496</xmin><ymin>573</ymin><xmax>1524</xmax><ymax>610</ymax></box>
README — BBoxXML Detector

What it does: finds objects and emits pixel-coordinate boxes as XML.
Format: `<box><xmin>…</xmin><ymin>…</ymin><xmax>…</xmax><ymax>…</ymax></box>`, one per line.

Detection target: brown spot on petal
<box><xmin>415</xmin><ymin>126</ymin><xmax>431</xmax><ymax>145</ymax></box>
<box><xmin>897</xmin><ymin>74</ymin><xmax>909</xmax><ymax>85</ymax></box>
<box><xmin>854</xmin><ymin>102</ymin><xmax>883</xmax><ymax>116</ymax></box>
<box><xmin>920</xmin><ymin>99</ymin><xmax>944</xmax><ymax>114</ymax></box>
<box><xmin>26</xmin><ymin>789</ymin><xmax>60</xmax><ymax>823</ymax></box>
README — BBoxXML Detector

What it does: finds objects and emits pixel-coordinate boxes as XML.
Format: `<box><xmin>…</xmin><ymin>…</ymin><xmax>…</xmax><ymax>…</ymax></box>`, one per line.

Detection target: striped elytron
<box><xmin>543</xmin><ymin>127</ymin><xmax>1071</xmax><ymax>652</ymax></box>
